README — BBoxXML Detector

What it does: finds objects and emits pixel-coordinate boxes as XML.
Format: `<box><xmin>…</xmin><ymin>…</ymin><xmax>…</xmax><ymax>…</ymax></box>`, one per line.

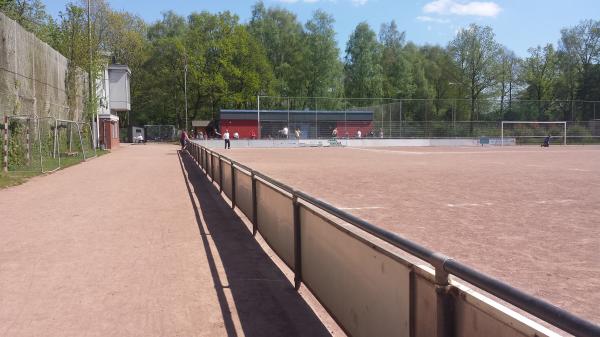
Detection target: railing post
<box><xmin>210</xmin><ymin>152</ymin><xmax>215</xmax><ymax>181</ymax></box>
<box><xmin>251</xmin><ymin>170</ymin><xmax>258</xmax><ymax>236</ymax></box>
<box><xmin>231</xmin><ymin>162</ymin><xmax>236</xmax><ymax>209</ymax></box>
<box><xmin>293</xmin><ymin>193</ymin><xmax>302</xmax><ymax>290</ymax></box>
<box><xmin>201</xmin><ymin>148</ymin><xmax>205</xmax><ymax>170</ymax></box>
<box><xmin>432</xmin><ymin>253</ymin><xmax>454</xmax><ymax>337</ymax></box>
<box><xmin>219</xmin><ymin>156</ymin><xmax>223</xmax><ymax>193</ymax></box>
<box><xmin>3</xmin><ymin>115</ymin><xmax>8</xmax><ymax>173</ymax></box>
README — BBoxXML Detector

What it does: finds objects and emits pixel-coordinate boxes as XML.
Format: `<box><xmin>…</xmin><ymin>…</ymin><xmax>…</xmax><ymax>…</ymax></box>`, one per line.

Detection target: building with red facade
<box><xmin>219</xmin><ymin>109</ymin><xmax>374</xmax><ymax>139</ymax></box>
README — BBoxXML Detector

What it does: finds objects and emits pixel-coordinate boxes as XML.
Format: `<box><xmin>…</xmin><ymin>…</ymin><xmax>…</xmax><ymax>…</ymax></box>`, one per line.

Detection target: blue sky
<box><xmin>43</xmin><ymin>0</ymin><xmax>599</xmax><ymax>57</ymax></box>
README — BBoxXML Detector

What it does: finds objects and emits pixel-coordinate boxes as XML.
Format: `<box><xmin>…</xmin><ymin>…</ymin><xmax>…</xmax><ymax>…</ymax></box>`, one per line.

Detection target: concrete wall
<box><xmin>192</xmin><ymin>138</ymin><xmax>516</xmax><ymax>149</ymax></box>
<box><xmin>0</xmin><ymin>12</ymin><xmax>87</xmax><ymax>120</ymax></box>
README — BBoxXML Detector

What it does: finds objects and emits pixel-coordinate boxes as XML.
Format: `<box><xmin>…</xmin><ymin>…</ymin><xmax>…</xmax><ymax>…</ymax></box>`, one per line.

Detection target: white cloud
<box><xmin>351</xmin><ymin>0</ymin><xmax>369</xmax><ymax>6</ymax></box>
<box><xmin>423</xmin><ymin>0</ymin><xmax>502</xmax><ymax>17</ymax></box>
<box><xmin>416</xmin><ymin>15</ymin><xmax>450</xmax><ymax>23</ymax></box>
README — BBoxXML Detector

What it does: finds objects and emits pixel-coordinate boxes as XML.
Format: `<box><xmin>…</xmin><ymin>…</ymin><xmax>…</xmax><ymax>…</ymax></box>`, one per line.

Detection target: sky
<box><xmin>42</xmin><ymin>0</ymin><xmax>600</xmax><ymax>57</ymax></box>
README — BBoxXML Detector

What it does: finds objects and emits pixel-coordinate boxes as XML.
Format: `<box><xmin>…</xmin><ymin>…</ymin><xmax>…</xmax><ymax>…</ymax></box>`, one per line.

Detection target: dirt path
<box><xmin>0</xmin><ymin>144</ymin><xmax>334</xmax><ymax>337</ymax></box>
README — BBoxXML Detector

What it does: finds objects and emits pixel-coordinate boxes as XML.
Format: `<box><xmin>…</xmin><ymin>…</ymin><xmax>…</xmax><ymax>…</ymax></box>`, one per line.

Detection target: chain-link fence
<box><xmin>144</xmin><ymin>125</ymin><xmax>177</xmax><ymax>142</ymax></box>
<box><xmin>252</xmin><ymin>97</ymin><xmax>600</xmax><ymax>143</ymax></box>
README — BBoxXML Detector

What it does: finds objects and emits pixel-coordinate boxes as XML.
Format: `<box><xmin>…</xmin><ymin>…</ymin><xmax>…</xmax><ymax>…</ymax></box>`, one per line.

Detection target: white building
<box><xmin>95</xmin><ymin>64</ymin><xmax>131</xmax><ymax>149</ymax></box>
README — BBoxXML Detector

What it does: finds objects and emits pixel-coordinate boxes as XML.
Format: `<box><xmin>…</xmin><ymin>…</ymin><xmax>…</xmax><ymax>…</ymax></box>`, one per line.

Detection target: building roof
<box><xmin>108</xmin><ymin>64</ymin><xmax>131</xmax><ymax>75</ymax></box>
<box><xmin>192</xmin><ymin>120</ymin><xmax>211</xmax><ymax>127</ymax></box>
<box><xmin>220</xmin><ymin>109</ymin><xmax>374</xmax><ymax>122</ymax></box>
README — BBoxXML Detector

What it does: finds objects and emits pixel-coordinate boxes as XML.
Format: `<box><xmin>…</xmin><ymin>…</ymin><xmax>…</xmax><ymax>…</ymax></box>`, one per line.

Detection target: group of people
<box><xmin>331</xmin><ymin>127</ymin><xmax>385</xmax><ymax>139</ymax></box>
<box><xmin>180</xmin><ymin>129</ymin><xmax>238</xmax><ymax>150</ymax></box>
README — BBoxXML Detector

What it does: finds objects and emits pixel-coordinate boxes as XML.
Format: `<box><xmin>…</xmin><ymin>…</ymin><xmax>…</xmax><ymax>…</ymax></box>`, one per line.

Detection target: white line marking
<box><xmin>447</xmin><ymin>202</ymin><xmax>494</xmax><ymax>208</ymax></box>
<box><xmin>535</xmin><ymin>199</ymin><xmax>576</xmax><ymax>205</ymax></box>
<box><xmin>568</xmin><ymin>168</ymin><xmax>591</xmax><ymax>172</ymax></box>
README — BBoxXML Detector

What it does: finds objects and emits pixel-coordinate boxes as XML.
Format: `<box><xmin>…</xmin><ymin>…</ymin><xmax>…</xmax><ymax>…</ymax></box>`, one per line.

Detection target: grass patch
<box><xmin>0</xmin><ymin>171</ymin><xmax>39</xmax><ymax>188</ymax></box>
<box><xmin>0</xmin><ymin>149</ymin><xmax>110</xmax><ymax>189</ymax></box>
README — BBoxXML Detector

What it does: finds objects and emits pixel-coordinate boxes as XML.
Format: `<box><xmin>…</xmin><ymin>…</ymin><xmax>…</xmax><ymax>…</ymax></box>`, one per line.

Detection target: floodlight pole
<box><xmin>257</xmin><ymin>95</ymin><xmax>261</xmax><ymax>139</ymax></box>
<box><xmin>184</xmin><ymin>57</ymin><xmax>188</xmax><ymax>132</ymax></box>
<box><xmin>87</xmin><ymin>0</ymin><xmax>97</xmax><ymax>148</ymax></box>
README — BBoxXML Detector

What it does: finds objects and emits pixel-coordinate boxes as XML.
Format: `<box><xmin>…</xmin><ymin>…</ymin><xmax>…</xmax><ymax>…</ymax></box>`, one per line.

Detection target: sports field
<box><xmin>216</xmin><ymin>145</ymin><xmax>600</xmax><ymax>324</ymax></box>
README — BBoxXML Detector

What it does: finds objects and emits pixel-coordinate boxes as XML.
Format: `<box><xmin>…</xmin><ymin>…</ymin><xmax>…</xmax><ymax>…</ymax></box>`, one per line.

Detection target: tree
<box><xmin>0</xmin><ymin>0</ymin><xmax>57</xmax><ymax>43</ymax></box>
<box><xmin>559</xmin><ymin>20</ymin><xmax>600</xmax><ymax>119</ymax></box>
<box><xmin>303</xmin><ymin>10</ymin><xmax>343</xmax><ymax>99</ymax></box>
<box><xmin>344</xmin><ymin>22</ymin><xmax>383</xmax><ymax>98</ymax></box>
<box><xmin>449</xmin><ymin>24</ymin><xmax>500</xmax><ymax>127</ymax></box>
<box><xmin>521</xmin><ymin>44</ymin><xmax>559</xmax><ymax>120</ymax></box>
<box><xmin>496</xmin><ymin>47</ymin><xmax>520</xmax><ymax>119</ymax></box>
<box><xmin>379</xmin><ymin>21</ymin><xmax>415</xmax><ymax>99</ymax></box>
<box><xmin>421</xmin><ymin>45</ymin><xmax>458</xmax><ymax>120</ymax></box>
<box><xmin>248</xmin><ymin>2</ymin><xmax>305</xmax><ymax>96</ymax></box>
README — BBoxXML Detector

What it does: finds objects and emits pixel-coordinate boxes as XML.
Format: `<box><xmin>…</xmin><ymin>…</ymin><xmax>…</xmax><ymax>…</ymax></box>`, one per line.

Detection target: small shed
<box><xmin>191</xmin><ymin>120</ymin><xmax>211</xmax><ymax>139</ymax></box>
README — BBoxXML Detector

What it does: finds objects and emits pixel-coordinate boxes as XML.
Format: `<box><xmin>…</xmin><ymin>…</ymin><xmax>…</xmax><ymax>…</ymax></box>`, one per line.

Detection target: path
<box><xmin>0</xmin><ymin>144</ymin><xmax>334</xmax><ymax>337</ymax></box>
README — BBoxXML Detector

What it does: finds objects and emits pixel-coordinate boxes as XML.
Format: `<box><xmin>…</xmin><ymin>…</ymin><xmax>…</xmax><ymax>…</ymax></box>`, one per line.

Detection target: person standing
<box><xmin>295</xmin><ymin>128</ymin><xmax>301</xmax><ymax>142</ymax></box>
<box><xmin>180</xmin><ymin>130</ymin><xmax>189</xmax><ymax>150</ymax></box>
<box><xmin>224</xmin><ymin>129</ymin><xmax>231</xmax><ymax>149</ymax></box>
<box><xmin>357</xmin><ymin>130</ymin><xmax>362</xmax><ymax>138</ymax></box>
<box><xmin>283</xmin><ymin>126</ymin><xmax>289</xmax><ymax>139</ymax></box>
<box><xmin>332</xmin><ymin>127</ymin><xmax>338</xmax><ymax>138</ymax></box>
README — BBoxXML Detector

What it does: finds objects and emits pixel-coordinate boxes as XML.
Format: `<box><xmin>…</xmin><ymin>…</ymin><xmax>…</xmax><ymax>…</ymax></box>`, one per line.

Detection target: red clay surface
<box><xmin>217</xmin><ymin>145</ymin><xmax>600</xmax><ymax>324</ymax></box>
<box><xmin>0</xmin><ymin>144</ymin><xmax>339</xmax><ymax>337</ymax></box>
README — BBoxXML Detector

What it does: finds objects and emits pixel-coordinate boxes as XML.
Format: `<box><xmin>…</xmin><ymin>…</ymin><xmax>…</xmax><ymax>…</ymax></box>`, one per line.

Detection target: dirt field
<box><xmin>216</xmin><ymin>145</ymin><xmax>600</xmax><ymax>324</ymax></box>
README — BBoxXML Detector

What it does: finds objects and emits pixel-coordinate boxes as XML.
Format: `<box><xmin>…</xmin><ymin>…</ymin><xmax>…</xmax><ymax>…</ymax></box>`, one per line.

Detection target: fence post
<box><xmin>219</xmin><ymin>156</ymin><xmax>223</xmax><ymax>193</ymax></box>
<box><xmin>251</xmin><ymin>171</ymin><xmax>258</xmax><ymax>236</ymax></box>
<box><xmin>231</xmin><ymin>162</ymin><xmax>236</xmax><ymax>209</ymax></box>
<box><xmin>293</xmin><ymin>193</ymin><xmax>302</xmax><ymax>290</ymax></box>
<box><xmin>3</xmin><ymin>115</ymin><xmax>7</xmax><ymax>173</ymax></box>
<box><xmin>77</xmin><ymin>123</ymin><xmax>86</xmax><ymax>161</ymax></box>
<box><xmin>210</xmin><ymin>152</ymin><xmax>215</xmax><ymax>181</ymax></box>
<box><xmin>26</xmin><ymin>118</ymin><xmax>30</xmax><ymax>166</ymax></box>
<box><xmin>432</xmin><ymin>254</ymin><xmax>454</xmax><ymax>337</ymax></box>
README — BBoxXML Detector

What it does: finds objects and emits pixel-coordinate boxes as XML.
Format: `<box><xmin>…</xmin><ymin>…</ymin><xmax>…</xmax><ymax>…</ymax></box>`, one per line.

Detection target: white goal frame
<box><xmin>501</xmin><ymin>121</ymin><xmax>567</xmax><ymax>146</ymax></box>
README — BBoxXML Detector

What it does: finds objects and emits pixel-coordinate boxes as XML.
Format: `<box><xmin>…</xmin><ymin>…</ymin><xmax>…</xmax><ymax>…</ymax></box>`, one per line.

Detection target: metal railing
<box><xmin>185</xmin><ymin>141</ymin><xmax>600</xmax><ymax>337</ymax></box>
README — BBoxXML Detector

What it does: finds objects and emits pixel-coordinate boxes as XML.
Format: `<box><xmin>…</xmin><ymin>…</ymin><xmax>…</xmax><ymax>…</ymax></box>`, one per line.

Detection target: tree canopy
<box><xmin>2</xmin><ymin>0</ymin><xmax>599</xmax><ymax>125</ymax></box>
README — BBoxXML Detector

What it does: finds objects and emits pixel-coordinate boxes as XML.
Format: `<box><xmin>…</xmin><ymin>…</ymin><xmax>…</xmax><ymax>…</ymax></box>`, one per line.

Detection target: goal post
<box><xmin>501</xmin><ymin>121</ymin><xmax>567</xmax><ymax>146</ymax></box>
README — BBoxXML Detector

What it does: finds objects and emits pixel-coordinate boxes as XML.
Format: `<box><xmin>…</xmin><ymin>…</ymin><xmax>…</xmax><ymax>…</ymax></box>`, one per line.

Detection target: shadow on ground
<box><xmin>177</xmin><ymin>151</ymin><xmax>332</xmax><ymax>337</ymax></box>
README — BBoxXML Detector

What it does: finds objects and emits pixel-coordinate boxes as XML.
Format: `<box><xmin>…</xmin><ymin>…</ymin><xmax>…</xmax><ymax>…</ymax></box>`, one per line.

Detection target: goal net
<box><xmin>501</xmin><ymin>121</ymin><xmax>567</xmax><ymax>146</ymax></box>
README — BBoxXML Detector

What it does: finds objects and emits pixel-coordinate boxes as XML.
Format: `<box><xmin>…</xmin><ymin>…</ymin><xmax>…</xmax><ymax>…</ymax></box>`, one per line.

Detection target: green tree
<box><xmin>421</xmin><ymin>45</ymin><xmax>458</xmax><ymax>120</ymax></box>
<box><xmin>303</xmin><ymin>10</ymin><xmax>343</xmax><ymax>99</ymax></box>
<box><xmin>496</xmin><ymin>47</ymin><xmax>520</xmax><ymax>119</ymax></box>
<box><xmin>449</xmin><ymin>24</ymin><xmax>500</xmax><ymax>128</ymax></box>
<box><xmin>559</xmin><ymin>20</ymin><xmax>600</xmax><ymax>119</ymax></box>
<box><xmin>344</xmin><ymin>22</ymin><xmax>383</xmax><ymax>98</ymax></box>
<box><xmin>0</xmin><ymin>0</ymin><xmax>57</xmax><ymax>43</ymax></box>
<box><xmin>248</xmin><ymin>2</ymin><xmax>305</xmax><ymax>96</ymax></box>
<box><xmin>379</xmin><ymin>20</ymin><xmax>415</xmax><ymax>99</ymax></box>
<box><xmin>521</xmin><ymin>44</ymin><xmax>559</xmax><ymax>120</ymax></box>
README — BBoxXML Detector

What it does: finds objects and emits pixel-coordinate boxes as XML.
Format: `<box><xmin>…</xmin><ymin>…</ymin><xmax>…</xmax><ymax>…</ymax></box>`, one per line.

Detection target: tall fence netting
<box><xmin>252</xmin><ymin>97</ymin><xmax>600</xmax><ymax>143</ymax></box>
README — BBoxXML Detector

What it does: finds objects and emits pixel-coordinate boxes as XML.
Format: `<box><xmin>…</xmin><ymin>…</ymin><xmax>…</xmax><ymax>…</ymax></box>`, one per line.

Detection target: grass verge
<box><xmin>0</xmin><ymin>149</ymin><xmax>109</xmax><ymax>189</ymax></box>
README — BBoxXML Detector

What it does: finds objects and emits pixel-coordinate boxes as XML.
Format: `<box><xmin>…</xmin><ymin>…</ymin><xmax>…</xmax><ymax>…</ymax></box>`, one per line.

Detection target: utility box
<box><xmin>108</xmin><ymin>64</ymin><xmax>131</xmax><ymax>112</ymax></box>
<box><xmin>130</xmin><ymin>126</ymin><xmax>144</xmax><ymax>143</ymax></box>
